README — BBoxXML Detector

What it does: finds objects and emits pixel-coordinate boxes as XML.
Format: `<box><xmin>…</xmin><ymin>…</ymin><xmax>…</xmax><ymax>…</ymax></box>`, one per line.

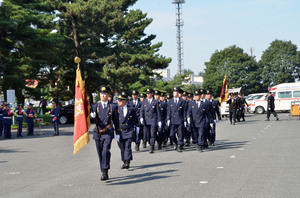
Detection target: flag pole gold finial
<box><xmin>74</xmin><ymin>57</ymin><xmax>81</xmax><ymax>69</ymax></box>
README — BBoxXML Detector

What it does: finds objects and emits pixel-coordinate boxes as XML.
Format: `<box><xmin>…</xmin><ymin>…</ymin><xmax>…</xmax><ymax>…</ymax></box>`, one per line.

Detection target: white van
<box><xmin>220</xmin><ymin>87</ymin><xmax>242</xmax><ymax>117</ymax></box>
<box><xmin>250</xmin><ymin>82</ymin><xmax>300</xmax><ymax>114</ymax></box>
<box><xmin>246</xmin><ymin>93</ymin><xmax>268</xmax><ymax>113</ymax></box>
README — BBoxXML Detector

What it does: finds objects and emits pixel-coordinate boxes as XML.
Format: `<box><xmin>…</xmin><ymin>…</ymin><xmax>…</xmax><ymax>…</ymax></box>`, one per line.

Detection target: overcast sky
<box><xmin>132</xmin><ymin>0</ymin><xmax>300</xmax><ymax>77</ymax></box>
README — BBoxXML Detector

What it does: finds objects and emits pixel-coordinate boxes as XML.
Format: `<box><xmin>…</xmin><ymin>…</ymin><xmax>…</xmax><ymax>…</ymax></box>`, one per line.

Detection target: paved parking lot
<box><xmin>1</xmin><ymin>113</ymin><xmax>300</xmax><ymax>198</ymax></box>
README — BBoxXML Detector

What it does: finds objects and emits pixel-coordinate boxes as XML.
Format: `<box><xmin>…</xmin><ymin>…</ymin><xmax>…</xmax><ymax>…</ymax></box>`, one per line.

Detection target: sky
<box><xmin>131</xmin><ymin>0</ymin><xmax>300</xmax><ymax>77</ymax></box>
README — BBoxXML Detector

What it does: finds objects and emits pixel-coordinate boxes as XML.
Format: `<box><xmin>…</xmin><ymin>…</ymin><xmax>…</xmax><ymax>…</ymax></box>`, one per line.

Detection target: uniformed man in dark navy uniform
<box><xmin>138</xmin><ymin>93</ymin><xmax>148</xmax><ymax>148</ymax></box>
<box><xmin>50</xmin><ymin>100</ymin><xmax>60</xmax><ymax>136</ymax></box>
<box><xmin>15</xmin><ymin>102</ymin><xmax>25</xmax><ymax>137</ymax></box>
<box><xmin>187</xmin><ymin>93</ymin><xmax>196</xmax><ymax>144</ymax></box>
<box><xmin>25</xmin><ymin>103</ymin><xmax>36</xmax><ymax>136</ymax></box>
<box><xmin>187</xmin><ymin>90</ymin><xmax>211</xmax><ymax>152</ymax></box>
<box><xmin>164</xmin><ymin>94</ymin><xmax>173</xmax><ymax>145</ymax></box>
<box><xmin>182</xmin><ymin>91</ymin><xmax>192</xmax><ymax>146</ymax></box>
<box><xmin>140</xmin><ymin>88</ymin><xmax>162</xmax><ymax>153</ymax></box>
<box><xmin>158</xmin><ymin>92</ymin><xmax>167</xmax><ymax>148</ymax></box>
<box><xmin>154</xmin><ymin>90</ymin><xmax>164</xmax><ymax>149</ymax></box>
<box><xmin>0</xmin><ymin>102</ymin><xmax>5</xmax><ymax>137</ymax></box>
<box><xmin>167</xmin><ymin>87</ymin><xmax>186</xmax><ymax>152</ymax></box>
<box><xmin>90</xmin><ymin>85</ymin><xmax>120</xmax><ymax>181</ymax></box>
<box><xmin>238</xmin><ymin>93</ymin><xmax>248</xmax><ymax>121</ymax></box>
<box><xmin>206</xmin><ymin>90</ymin><xmax>221</xmax><ymax>146</ymax></box>
<box><xmin>266</xmin><ymin>91</ymin><xmax>279</xmax><ymax>121</ymax></box>
<box><xmin>227</xmin><ymin>94</ymin><xmax>237</xmax><ymax>125</ymax></box>
<box><xmin>116</xmin><ymin>91</ymin><xmax>139</xmax><ymax>169</ymax></box>
<box><xmin>129</xmin><ymin>90</ymin><xmax>141</xmax><ymax>151</ymax></box>
<box><xmin>2</xmin><ymin>104</ymin><xmax>13</xmax><ymax>138</ymax></box>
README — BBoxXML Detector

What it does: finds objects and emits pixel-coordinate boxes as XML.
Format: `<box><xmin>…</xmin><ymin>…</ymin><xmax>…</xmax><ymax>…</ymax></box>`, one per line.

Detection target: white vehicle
<box><xmin>249</xmin><ymin>82</ymin><xmax>300</xmax><ymax>114</ymax></box>
<box><xmin>246</xmin><ymin>93</ymin><xmax>267</xmax><ymax>113</ymax></box>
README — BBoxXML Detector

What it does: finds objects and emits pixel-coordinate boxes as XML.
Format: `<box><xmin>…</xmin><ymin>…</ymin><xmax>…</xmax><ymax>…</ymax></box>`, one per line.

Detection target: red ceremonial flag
<box><xmin>220</xmin><ymin>75</ymin><xmax>228</xmax><ymax>104</ymax></box>
<box><xmin>73</xmin><ymin>57</ymin><xmax>91</xmax><ymax>155</ymax></box>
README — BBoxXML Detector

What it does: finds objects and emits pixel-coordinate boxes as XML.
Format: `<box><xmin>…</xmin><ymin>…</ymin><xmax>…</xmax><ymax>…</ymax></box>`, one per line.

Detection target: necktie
<box><xmin>103</xmin><ymin>103</ymin><xmax>106</xmax><ymax>109</ymax></box>
<box><xmin>121</xmin><ymin>107</ymin><xmax>124</xmax><ymax>117</ymax></box>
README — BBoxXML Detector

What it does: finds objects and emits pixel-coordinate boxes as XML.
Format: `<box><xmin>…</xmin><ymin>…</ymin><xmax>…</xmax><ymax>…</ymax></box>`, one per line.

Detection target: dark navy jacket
<box><xmin>158</xmin><ymin>100</ymin><xmax>167</xmax><ymax>122</ymax></box>
<box><xmin>209</xmin><ymin>99</ymin><xmax>221</xmax><ymax>120</ymax></box>
<box><xmin>129</xmin><ymin>99</ymin><xmax>141</xmax><ymax>118</ymax></box>
<box><xmin>140</xmin><ymin>98</ymin><xmax>161</xmax><ymax>125</ymax></box>
<box><xmin>92</xmin><ymin>101</ymin><xmax>119</xmax><ymax>140</ymax></box>
<box><xmin>25</xmin><ymin>108</ymin><xmax>35</xmax><ymax>123</ymax></box>
<box><xmin>50</xmin><ymin>106</ymin><xmax>60</xmax><ymax>122</ymax></box>
<box><xmin>117</xmin><ymin>104</ymin><xmax>139</xmax><ymax>140</ymax></box>
<box><xmin>167</xmin><ymin>97</ymin><xmax>186</xmax><ymax>125</ymax></box>
<box><xmin>15</xmin><ymin>107</ymin><xmax>24</xmax><ymax>122</ymax></box>
<box><xmin>0</xmin><ymin>107</ymin><xmax>3</xmax><ymax>121</ymax></box>
<box><xmin>2</xmin><ymin>109</ymin><xmax>13</xmax><ymax>125</ymax></box>
<box><xmin>187</xmin><ymin>100</ymin><xmax>210</xmax><ymax>128</ymax></box>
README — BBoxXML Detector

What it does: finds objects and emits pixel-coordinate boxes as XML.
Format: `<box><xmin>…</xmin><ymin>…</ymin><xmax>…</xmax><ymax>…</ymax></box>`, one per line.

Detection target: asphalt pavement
<box><xmin>1</xmin><ymin>113</ymin><xmax>300</xmax><ymax>198</ymax></box>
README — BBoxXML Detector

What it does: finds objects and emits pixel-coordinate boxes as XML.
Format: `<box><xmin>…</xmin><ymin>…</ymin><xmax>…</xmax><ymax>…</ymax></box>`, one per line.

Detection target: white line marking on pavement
<box><xmin>229</xmin><ymin>155</ymin><xmax>236</xmax><ymax>159</ymax></box>
<box><xmin>199</xmin><ymin>181</ymin><xmax>208</xmax><ymax>184</ymax></box>
<box><xmin>5</xmin><ymin>172</ymin><xmax>20</xmax><ymax>175</ymax></box>
<box><xmin>238</xmin><ymin>148</ymin><xmax>244</xmax><ymax>151</ymax></box>
<box><xmin>63</xmin><ymin>184</ymin><xmax>74</xmax><ymax>187</ymax></box>
<box><xmin>217</xmin><ymin>167</ymin><xmax>224</xmax><ymax>169</ymax></box>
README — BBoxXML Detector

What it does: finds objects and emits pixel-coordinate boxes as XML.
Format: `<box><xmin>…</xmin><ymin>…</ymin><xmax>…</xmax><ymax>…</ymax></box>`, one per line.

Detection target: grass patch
<box><xmin>11</xmin><ymin>114</ymin><xmax>52</xmax><ymax>129</ymax></box>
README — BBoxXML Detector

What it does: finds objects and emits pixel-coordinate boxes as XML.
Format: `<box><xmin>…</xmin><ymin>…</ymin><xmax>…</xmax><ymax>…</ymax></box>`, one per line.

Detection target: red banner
<box><xmin>220</xmin><ymin>75</ymin><xmax>228</xmax><ymax>103</ymax></box>
<box><xmin>73</xmin><ymin>59</ymin><xmax>91</xmax><ymax>155</ymax></box>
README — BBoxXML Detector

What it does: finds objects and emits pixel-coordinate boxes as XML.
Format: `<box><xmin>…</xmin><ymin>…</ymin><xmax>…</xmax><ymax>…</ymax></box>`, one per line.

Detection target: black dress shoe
<box><xmin>121</xmin><ymin>163</ymin><xmax>127</xmax><ymax>169</ymax></box>
<box><xmin>158</xmin><ymin>144</ymin><xmax>162</xmax><ymax>150</ymax></box>
<box><xmin>174</xmin><ymin>144</ymin><xmax>178</xmax><ymax>150</ymax></box>
<box><xmin>125</xmin><ymin>160</ymin><xmax>130</xmax><ymax>169</ymax></box>
<box><xmin>149</xmin><ymin>145</ymin><xmax>154</xmax><ymax>153</ymax></box>
<box><xmin>199</xmin><ymin>146</ymin><xmax>204</xmax><ymax>152</ymax></box>
<box><xmin>143</xmin><ymin>142</ymin><xmax>147</xmax><ymax>148</ymax></box>
<box><xmin>192</xmin><ymin>140</ymin><xmax>197</xmax><ymax>144</ymax></box>
<box><xmin>135</xmin><ymin>144</ymin><xmax>140</xmax><ymax>151</ymax></box>
<box><xmin>100</xmin><ymin>169</ymin><xmax>109</xmax><ymax>181</ymax></box>
<box><xmin>185</xmin><ymin>141</ymin><xmax>190</xmax><ymax>146</ymax></box>
<box><xmin>177</xmin><ymin>145</ymin><xmax>183</xmax><ymax>152</ymax></box>
<box><xmin>162</xmin><ymin>141</ymin><xmax>167</xmax><ymax>147</ymax></box>
<box><xmin>276</xmin><ymin>117</ymin><xmax>279</xmax><ymax>121</ymax></box>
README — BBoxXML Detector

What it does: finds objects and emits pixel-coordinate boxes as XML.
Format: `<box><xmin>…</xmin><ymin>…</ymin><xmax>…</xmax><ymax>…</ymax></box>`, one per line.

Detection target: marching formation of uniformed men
<box><xmin>226</xmin><ymin>93</ymin><xmax>249</xmax><ymax>125</ymax></box>
<box><xmin>90</xmin><ymin>85</ymin><xmax>223</xmax><ymax>181</ymax></box>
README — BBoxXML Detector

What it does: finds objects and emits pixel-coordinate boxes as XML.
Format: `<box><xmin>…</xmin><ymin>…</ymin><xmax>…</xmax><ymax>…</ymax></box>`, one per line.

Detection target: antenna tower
<box><xmin>172</xmin><ymin>0</ymin><xmax>185</xmax><ymax>75</ymax></box>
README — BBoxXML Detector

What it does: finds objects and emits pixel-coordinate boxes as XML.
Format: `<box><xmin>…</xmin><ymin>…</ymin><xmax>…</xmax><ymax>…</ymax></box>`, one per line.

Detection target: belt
<box><xmin>3</xmin><ymin>117</ymin><xmax>12</xmax><ymax>119</ymax></box>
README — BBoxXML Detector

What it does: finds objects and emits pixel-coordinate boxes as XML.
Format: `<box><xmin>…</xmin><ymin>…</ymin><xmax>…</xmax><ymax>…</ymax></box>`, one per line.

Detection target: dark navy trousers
<box><xmin>52</xmin><ymin>121</ymin><xmax>59</xmax><ymax>135</ymax></box>
<box><xmin>27</xmin><ymin>122</ymin><xmax>34</xmax><ymax>135</ymax></box>
<box><xmin>118</xmin><ymin>138</ymin><xmax>133</xmax><ymax>162</ymax></box>
<box><xmin>170</xmin><ymin>124</ymin><xmax>184</xmax><ymax>145</ymax></box>
<box><xmin>95</xmin><ymin>137</ymin><xmax>112</xmax><ymax>172</ymax></box>
<box><xmin>144</xmin><ymin>124</ymin><xmax>156</xmax><ymax>146</ymax></box>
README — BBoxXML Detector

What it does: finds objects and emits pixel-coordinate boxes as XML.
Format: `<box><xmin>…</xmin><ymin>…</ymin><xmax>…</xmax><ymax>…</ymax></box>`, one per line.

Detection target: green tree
<box><xmin>259</xmin><ymin>40</ymin><xmax>300</xmax><ymax>89</ymax></box>
<box><xmin>0</xmin><ymin>0</ymin><xmax>59</xmax><ymax>102</ymax></box>
<box><xmin>203</xmin><ymin>45</ymin><xmax>261</xmax><ymax>96</ymax></box>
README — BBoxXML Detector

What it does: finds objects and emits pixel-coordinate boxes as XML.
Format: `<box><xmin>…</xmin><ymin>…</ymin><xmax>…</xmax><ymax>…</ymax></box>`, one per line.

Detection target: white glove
<box><xmin>268</xmin><ymin>108</ymin><xmax>271</xmax><ymax>110</ymax></box>
<box><xmin>140</xmin><ymin>118</ymin><xmax>144</xmax><ymax>125</ymax></box>
<box><xmin>22</xmin><ymin>110</ymin><xmax>25</xmax><ymax>113</ymax></box>
<box><xmin>210</xmin><ymin>123</ymin><xmax>214</xmax><ymax>128</ymax></box>
<box><xmin>187</xmin><ymin>117</ymin><xmax>190</xmax><ymax>125</ymax></box>
<box><xmin>116</xmin><ymin>134</ymin><xmax>120</xmax><ymax>142</ymax></box>
<box><xmin>167</xmin><ymin>120</ymin><xmax>170</xmax><ymax>127</ymax></box>
<box><xmin>90</xmin><ymin>112</ymin><xmax>96</xmax><ymax>118</ymax></box>
<box><xmin>184</xmin><ymin>122</ymin><xmax>187</xmax><ymax>128</ymax></box>
<box><xmin>214</xmin><ymin>120</ymin><xmax>217</xmax><ymax>124</ymax></box>
<box><xmin>218</xmin><ymin>120</ymin><xmax>222</xmax><ymax>123</ymax></box>
<box><xmin>10</xmin><ymin>110</ymin><xmax>14</xmax><ymax>113</ymax></box>
<box><xmin>158</xmin><ymin>121</ymin><xmax>162</xmax><ymax>128</ymax></box>
<box><xmin>136</xmin><ymin>127</ymin><xmax>140</xmax><ymax>135</ymax></box>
